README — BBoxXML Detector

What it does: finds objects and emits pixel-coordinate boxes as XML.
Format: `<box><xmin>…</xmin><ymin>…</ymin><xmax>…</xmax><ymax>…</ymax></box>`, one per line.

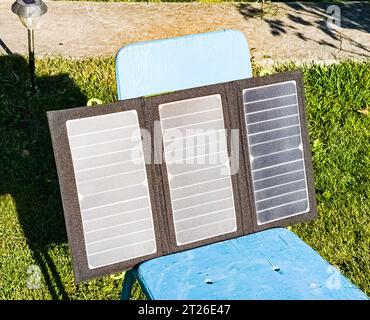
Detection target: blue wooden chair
<box><xmin>115</xmin><ymin>30</ymin><xmax>367</xmax><ymax>300</ymax></box>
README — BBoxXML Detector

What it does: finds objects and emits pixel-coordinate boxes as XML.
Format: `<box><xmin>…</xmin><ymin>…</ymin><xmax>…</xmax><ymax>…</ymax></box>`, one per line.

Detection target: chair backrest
<box><xmin>115</xmin><ymin>29</ymin><xmax>252</xmax><ymax>100</ymax></box>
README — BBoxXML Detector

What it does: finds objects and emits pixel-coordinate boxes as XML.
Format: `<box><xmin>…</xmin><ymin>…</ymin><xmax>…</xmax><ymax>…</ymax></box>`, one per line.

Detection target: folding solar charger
<box><xmin>48</xmin><ymin>70</ymin><xmax>318</xmax><ymax>283</ymax></box>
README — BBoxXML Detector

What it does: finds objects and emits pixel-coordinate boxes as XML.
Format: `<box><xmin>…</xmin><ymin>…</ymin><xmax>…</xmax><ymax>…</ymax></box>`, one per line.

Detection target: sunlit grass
<box><xmin>0</xmin><ymin>55</ymin><xmax>368</xmax><ymax>299</ymax></box>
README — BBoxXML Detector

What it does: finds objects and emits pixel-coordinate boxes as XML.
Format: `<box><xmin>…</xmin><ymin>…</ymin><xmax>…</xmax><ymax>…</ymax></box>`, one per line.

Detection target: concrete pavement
<box><xmin>1</xmin><ymin>1</ymin><xmax>369</xmax><ymax>64</ymax></box>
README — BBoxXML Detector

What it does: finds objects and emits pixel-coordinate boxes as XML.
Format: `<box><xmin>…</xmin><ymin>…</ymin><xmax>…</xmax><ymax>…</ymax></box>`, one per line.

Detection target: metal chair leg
<box><xmin>120</xmin><ymin>269</ymin><xmax>136</xmax><ymax>300</ymax></box>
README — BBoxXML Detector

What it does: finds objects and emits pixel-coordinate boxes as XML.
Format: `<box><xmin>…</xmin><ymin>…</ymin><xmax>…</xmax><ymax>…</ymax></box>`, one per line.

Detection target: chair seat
<box><xmin>135</xmin><ymin>228</ymin><xmax>367</xmax><ymax>300</ymax></box>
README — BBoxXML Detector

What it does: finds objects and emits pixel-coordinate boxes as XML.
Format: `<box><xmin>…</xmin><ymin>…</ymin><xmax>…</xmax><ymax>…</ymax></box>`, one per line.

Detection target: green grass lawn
<box><xmin>0</xmin><ymin>55</ymin><xmax>369</xmax><ymax>299</ymax></box>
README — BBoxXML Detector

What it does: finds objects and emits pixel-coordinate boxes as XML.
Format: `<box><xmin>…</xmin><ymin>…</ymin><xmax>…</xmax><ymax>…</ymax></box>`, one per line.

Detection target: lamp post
<box><xmin>11</xmin><ymin>0</ymin><xmax>48</xmax><ymax>93</ymax></box>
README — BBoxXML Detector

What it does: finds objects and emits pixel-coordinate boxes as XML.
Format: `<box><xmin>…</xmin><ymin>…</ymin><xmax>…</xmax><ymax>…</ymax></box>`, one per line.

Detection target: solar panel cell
<box><xmin>159</xmin><ymin>95</ymin><xmax>237</xmax><ymax>245</ymax></box>
<box><xmin>244</xmin><ymin>81</ymin><xmax>310</xmax><ymax>225</ymax></box>
<box><xmin>66</xmin><ymin>110</ymin><xmax>157</xmax><ymax>269</ymax></box>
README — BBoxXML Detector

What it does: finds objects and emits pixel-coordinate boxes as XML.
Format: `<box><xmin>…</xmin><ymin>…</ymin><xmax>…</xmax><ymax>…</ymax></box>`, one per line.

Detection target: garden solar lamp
<box><xmin>11</xmin><ymin>0</ymin><xmax>48</xmax><ymax>92</ymax></box>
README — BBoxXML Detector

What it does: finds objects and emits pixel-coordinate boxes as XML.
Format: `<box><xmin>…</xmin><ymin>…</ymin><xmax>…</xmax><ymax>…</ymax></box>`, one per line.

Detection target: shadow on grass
<box><xmin>0</xmin><ymin>54</ymin><xmax>87</xmax><ymax>299</ymax></box>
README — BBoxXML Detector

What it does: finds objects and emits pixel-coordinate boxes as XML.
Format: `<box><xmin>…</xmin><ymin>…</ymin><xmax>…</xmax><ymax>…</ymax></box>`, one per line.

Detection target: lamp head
<box><xmin>11</xmin><ymin>0</ymin><xmax>48</xmax><ymax>29</ymax></box>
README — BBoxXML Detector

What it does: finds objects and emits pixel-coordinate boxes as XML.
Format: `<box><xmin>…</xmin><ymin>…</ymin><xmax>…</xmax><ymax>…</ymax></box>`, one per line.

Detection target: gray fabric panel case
<box><xmin>47</xmin><ymin>71</ymin><xmax>316</xmax><ymax>282</ymax></box>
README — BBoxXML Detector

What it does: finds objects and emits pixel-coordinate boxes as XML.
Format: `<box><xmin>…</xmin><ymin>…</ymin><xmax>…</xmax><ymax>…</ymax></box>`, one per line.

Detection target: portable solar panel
<box><xmin>48</xmin><ymin>71</ymin><xmax>316</xmax><ymax>282</ymax></box>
